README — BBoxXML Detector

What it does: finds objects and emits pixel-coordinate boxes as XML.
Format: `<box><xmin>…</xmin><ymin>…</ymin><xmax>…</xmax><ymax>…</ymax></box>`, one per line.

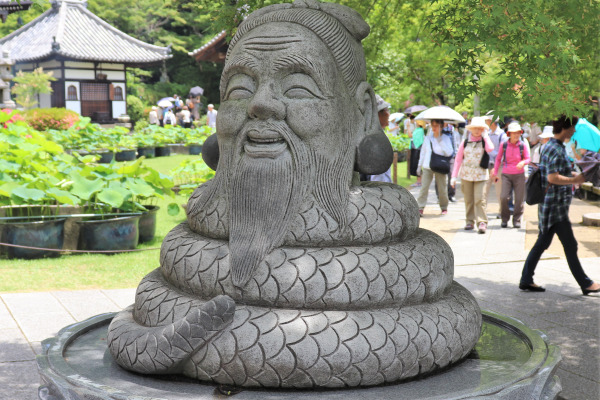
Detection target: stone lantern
<box><xmin>0</xmin><ymin>47</ymin><xmax>15</xmax><ymax>109</ymax></box>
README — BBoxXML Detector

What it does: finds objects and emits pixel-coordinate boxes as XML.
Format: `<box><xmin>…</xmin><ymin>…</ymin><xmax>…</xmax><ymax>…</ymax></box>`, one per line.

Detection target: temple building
<box><xmin>0</xmin><ymin>1</ymin><xmax>33</xmax><ymax>23</ymax></box>
<box><xmin>188</xmin><ymin>30</ymin><xmax>227</xmax><ymax>64</ymax></box>
<box><xmin>0</xmin><ymin>0</ymin><xmax>170</xmax><ymax>122</ymax></box>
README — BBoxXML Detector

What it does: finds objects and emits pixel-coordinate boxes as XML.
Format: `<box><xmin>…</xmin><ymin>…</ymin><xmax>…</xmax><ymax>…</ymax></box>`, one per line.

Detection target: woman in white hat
<box><xmin>450</xmin><ymin>116</ymin><xmax>495</xmax><ymax>233</ymax></box>
<box><xmin>531</xmin><ymin>125</ymin><xmax>554</xmax><ymax>165</ymax></box>
<box><xmin>491</xmin><ymin>122</ymin><xmax>531</xmax><ymax>228</ymax></box>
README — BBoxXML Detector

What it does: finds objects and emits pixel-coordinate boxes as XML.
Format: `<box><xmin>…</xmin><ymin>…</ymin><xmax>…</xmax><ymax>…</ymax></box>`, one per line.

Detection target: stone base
<box><xmin>37</xmin><ymin>311</ymin><xmax>561</xmax><ymax>400</ymax></box>
<box><xmin>582</xmin><ymin>213</ymin><xmax>600</xmax><ymax>227</ymax></box>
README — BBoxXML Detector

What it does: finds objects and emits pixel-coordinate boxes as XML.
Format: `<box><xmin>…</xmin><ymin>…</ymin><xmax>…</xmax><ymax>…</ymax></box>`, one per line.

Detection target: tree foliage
<box><xmin>196</xmin><ymin>0</ymin><xmax>600</xmax><ymax>121</ymax></box>
<box><xmin>12</xmin><ymin>68</ymin><xmax>56</xmax><ymax>109</ymax></box>
<box><xmin>4</xmin><ymin>0</ymin><xmax>599</xmax><ymax>123</ymax></box>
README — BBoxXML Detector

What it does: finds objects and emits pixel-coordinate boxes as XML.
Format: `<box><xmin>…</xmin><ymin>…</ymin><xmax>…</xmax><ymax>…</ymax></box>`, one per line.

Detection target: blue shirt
<box><xmin>538</xmin><ymin>138</ymin><xmax>573</xmax><ymax>233</ymax></box>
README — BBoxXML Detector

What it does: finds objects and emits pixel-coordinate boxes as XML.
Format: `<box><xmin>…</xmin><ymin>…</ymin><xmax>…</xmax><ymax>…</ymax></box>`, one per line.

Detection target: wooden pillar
<box><xmin>392</xmin><ymin>152</ymin><xmax>398</xmax><ymax>185</ymax></box>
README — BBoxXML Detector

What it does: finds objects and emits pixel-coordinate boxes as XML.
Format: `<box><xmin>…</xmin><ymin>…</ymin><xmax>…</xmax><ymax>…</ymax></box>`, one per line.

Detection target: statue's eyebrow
<box><xmin>273</xmin><ymin>54</ymin><xmax>329</xmax><ymax>93</ymax></box>
<box><xmin>222</xmin><ymin>55</ymin><xmax>259</xmax><ymax>83</ymax></box>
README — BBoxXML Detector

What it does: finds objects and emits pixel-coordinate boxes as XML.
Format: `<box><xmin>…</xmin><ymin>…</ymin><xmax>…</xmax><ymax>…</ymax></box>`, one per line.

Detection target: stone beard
<box><xmin>189</xmin><ymin>27</ymin><xmax>357</xmax><ymax>288</ymax></box>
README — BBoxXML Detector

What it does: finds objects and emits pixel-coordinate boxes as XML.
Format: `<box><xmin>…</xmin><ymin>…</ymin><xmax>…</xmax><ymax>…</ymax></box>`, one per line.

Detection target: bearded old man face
<box><xmin>211</xmin><ymin>22</ymin><xmax>363</xmax><ymax>287</ymax></box>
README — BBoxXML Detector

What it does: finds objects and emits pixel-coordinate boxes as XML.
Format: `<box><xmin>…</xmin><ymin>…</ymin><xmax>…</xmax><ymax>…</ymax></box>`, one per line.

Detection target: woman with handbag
<box><xmin>416</xmin><ymin>119</ymin><xmax>454</xmax><ymax>216</ymax></box>
<box><xmin>450</xmin><ymin>117</ymin><xmax>495</xmax><ymax>233</ymax></box>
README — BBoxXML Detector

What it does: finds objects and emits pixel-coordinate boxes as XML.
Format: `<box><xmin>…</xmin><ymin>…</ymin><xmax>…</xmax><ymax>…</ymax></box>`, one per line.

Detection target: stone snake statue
<box><xmin>107</xmin><ymin>183</ymin><xmax>481</xmax><ymax>388</ymax></box>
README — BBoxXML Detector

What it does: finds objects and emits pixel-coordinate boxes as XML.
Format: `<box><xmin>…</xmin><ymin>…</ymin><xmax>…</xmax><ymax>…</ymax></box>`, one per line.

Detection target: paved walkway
<box><xmin>1</xmin><ymin>183</ymin><xmax>598</xmax><ymax>400</ymax></box>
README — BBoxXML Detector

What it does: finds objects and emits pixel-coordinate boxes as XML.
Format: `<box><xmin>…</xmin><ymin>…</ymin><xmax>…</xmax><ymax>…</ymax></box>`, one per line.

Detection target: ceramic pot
<box><xmin>187</xmin><ymin>144</ymin><xmax>202</xmax><ymax>155</ymax></box>
<box><xmin>96</xmin><ymin>151</ymin><xmax>114</xmax><ymax>164</ymax></box>
<box><xmin>0</xmin><ymin>217</ymin><xmax>65</xmax><ymax>259</ymax></box>
<box><xmin>137</xmin><ymin>147</ymin><xmax>156</xmax><ymax>158</ymax></box>
<box><xmin>155</xmin><ymin>146</ymin><xmax>171</xmax><ymax>157</ymax></box>
<box><xmin>138</xmin><ymin>206</ymin><xmax>159</xmax><ymax>243</ymax></box>
<box><xmin>76</xmin><ymin>215</ymin><xmax>140</xmax><ymax>251</ymax></box>
<box><xmin>115</xmin><ymin>149</ymin><xmax>136</xmax><ymax>161</ymax></box>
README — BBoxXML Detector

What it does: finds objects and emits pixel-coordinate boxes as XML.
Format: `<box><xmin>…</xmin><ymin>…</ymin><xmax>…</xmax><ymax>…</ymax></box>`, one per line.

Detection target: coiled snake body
<box><xmin>107</xmin><ymin>183</ymin><xmax>481</xmax><ymax>388</ymax></box>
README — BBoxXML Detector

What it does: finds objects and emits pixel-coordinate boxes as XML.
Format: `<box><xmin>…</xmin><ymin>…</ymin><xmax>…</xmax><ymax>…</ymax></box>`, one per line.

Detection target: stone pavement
<box><xmin>0</xmin><ymin>183</ymin><xmax>598</xmax><ymax>400</ymax></box>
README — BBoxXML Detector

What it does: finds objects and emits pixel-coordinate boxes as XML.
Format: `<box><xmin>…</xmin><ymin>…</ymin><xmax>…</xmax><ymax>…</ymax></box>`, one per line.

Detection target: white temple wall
<box><xmin>39</xmin><ymin>93</ymin><xmax>51</xmax><ymax>108</ymax></box>
<box><xmin>105</xmin><ymin>70</ymin><xmax>125</xmax><ymax>81</ymax></box>
<box><xmin>99</xmin><ymin>63</ymin><xmax>124</xmax><ymax>71</ymax></box>
<box><xmin>112</xmin><ymin>83</ymin><xmax>126</xmax><ymax>117</ymax></box>
<box><xmin>65</xmin><ymin>101</ymin><xmax>81</xmax><ymax>115</ymax></box>
<box><xmin>64</xmin><ymin>61</ymin><xmax>95</xmax><ymax>69</ymax></box>
<box><xmin>65</xmin><ymin>81</ymin><xmax>81</xmax><ymax>115</ymax></box>
<box><xmin>65</xmin><ymin>69</ymin><xmax>95</xmax><ymax>80</ymax></box>
<box><xmin>38</xmin><ymin>60</ymin><xmax>61</xmax><ymax>69</ymax></box>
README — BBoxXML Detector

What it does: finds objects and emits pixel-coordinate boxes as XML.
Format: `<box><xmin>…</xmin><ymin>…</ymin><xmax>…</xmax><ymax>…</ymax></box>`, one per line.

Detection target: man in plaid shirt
<box><xmin>519</xmin><ymin>116</ymin><xmax>600</xmax><ymax>295</ymax></box>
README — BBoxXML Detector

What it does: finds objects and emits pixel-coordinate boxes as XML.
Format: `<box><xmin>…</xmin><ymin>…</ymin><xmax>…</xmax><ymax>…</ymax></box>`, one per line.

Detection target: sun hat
<box><xmin>506</xmin><ymin>122</ymin><xmax>523</xmax><ymax>133</ymax></box>
<box><xmin>151</xmin><ymin>106</ymin><xmax>157</xmax><ymax>110</ymax></box>
<box><xmin>539</xmin><ymin>126</ymin><xmax>554</xmax><ymax>139</ymax></box>
<box><xmin>375</xmin><ymin>94</ymin><xmax>391</xmax><ymax>112</ymax></box>
<box><xmin>416</xmin><ymin>120</ymin><xmax>427</xmax><ymax>128</ymax></box>
<box><xmin>466</xmin><ymin>116</ymin><xmax>488</xmax><ymax>130</ymax></box>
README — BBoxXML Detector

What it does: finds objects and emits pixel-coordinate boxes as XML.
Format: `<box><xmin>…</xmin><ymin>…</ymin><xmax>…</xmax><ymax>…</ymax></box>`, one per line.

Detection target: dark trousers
<box><xmin>520</xmin><ymin>219</ymin><xmax>593</xmax><ymax>289</ymax></box>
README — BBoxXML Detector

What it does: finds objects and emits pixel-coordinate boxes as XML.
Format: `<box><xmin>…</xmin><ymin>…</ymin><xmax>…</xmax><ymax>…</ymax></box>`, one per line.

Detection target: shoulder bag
<box><xmin>429</xmin><ymin>138</ymin><xmax>451</xmax><ymax>174</ymax></box>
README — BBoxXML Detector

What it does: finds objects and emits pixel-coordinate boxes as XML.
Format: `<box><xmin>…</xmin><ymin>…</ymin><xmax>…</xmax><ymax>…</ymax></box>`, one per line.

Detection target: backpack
<box><xmin>463</xmin><ymin>138</ymin><xmax>489</xmax><ymax>169</ymax></box>
<box><xmin>501</xmin><ymin>140</ymin><xmax>524</xmax><ymax>167</ymax></box>
<box><xmin>525</xmin><ymin>164</ymin><xmax>549</xmax><ymax>205</ymax></box>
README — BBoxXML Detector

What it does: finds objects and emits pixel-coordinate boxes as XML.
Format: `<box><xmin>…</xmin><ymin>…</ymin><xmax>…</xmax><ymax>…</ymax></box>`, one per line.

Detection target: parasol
<box><xmin>573</xmin><ymin>118</ymin><xmax>600</xmax><ymax>153</ymax></box>
<box><xmin>189</xmin><ymin>86</ymin><xmax>204</xmax><ymax>97</ymax></box>
<box><xmin>414</xmin><ymin>105</ymin><xmax>466</xmax><ymax>123</ymax></box>
<box><xmin>404</xmin><ymin>105</ymin><xmax>427</xmax><ymax>114</ymax></box>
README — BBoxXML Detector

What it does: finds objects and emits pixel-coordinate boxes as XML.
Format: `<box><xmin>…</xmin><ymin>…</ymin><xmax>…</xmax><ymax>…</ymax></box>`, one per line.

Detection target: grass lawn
<box><xmin>0</xmin><ymin>156</ymin><xmax>415</xmax><ymax>293</ymax></box>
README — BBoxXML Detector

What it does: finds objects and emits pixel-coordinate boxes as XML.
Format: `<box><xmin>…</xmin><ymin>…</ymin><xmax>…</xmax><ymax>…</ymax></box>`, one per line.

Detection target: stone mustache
<box><xmin>107</xmin><ymin>0</ymin><xmax>481</xmax><ymax>389</ymax></box>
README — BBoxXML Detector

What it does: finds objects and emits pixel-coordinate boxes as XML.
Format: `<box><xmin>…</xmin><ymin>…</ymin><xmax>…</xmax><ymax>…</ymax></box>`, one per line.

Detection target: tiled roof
<box><xmin>188</xmin><ymin>30</ymin><xmax>227</xmax><ymax>58</ymax></box>
<box><xmin>0</xmin><ymin>0</ymin><xmax>170</xmax><ymax>64</ymax></box>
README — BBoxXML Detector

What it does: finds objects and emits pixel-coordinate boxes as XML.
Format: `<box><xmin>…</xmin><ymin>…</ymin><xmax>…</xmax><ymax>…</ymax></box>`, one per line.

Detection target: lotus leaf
<box><xmin>97</xmin><ymin>188</ymin><xmax>126</xmax><ymax>209</ymax></box>
<box><xmin>11</xmin><ymin>186</ymin><xmax>46</xmax><ymax>202</ymax></box>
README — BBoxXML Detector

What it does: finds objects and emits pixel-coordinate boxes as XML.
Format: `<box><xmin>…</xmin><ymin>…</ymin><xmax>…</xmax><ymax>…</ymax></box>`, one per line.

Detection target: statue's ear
<box><xmin>354</xmin><ymin>83</ymin><xmax>393</xmax><ymax>175</ymax></box>
<box><xmin>202</xmin><ymin>133</ymin><xmax>220</xmax><ymax>170</ymax></box>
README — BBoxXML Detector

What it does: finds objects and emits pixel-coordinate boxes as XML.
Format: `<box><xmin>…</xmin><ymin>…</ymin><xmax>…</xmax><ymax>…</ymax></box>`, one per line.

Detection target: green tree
<box><xmin>12</xmin><ymin>68</ymin><xmax>56</xmax><ymax>110</ymax></box>
<box><xmin>197</xmin><ymin>0</ymin><xmax>599</xmax><ymax>120</ymax></box>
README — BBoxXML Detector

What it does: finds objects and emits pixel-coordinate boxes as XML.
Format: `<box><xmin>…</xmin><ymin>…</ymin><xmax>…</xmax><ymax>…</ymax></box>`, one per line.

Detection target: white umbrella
<box><xmin>414</xmin><ymin>105</ymin><xmax>466</xmax><ymax>123</ymax></box>
<box><xmin>157</xmin><ymin>99</ymin><xmax>173</xmax><ymax>108</ymax></box>
<box><xmin>389</xmin><ymin>112</ymin><xmax>404</xmax><ymax>122</ymax></box>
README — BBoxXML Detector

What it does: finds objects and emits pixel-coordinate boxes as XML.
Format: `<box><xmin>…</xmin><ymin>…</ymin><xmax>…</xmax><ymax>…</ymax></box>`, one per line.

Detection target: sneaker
<box><xmin>501</xmin><ymin>222</ymin><xmax>508</xmax><ymax>228</ymax></box>
<box><xmin>478</xmin><ymin>222</ymin><xmax>487</xmax><ymax>234</ymax></box>
<box><xmin>441</xmin><ymin>210</ymin><xmax>448</xmax><ymax>215</ymax></box>
<box><xmin>464</xmin><ymin>224</ymin><xmax>474</xmax><ymax>230</ymax></box>
<box><xmin>513</xmin><ymin>221</ymin><xmax>521</xmax><ymax>229</ymax></box>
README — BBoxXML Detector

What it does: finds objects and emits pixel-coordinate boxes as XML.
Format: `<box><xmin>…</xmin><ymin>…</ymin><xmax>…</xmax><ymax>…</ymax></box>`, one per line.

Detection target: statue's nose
<box><xmin>247</xmin><ymin>84</ymin><xmax>286</xmax><ymax>120</ymax></box>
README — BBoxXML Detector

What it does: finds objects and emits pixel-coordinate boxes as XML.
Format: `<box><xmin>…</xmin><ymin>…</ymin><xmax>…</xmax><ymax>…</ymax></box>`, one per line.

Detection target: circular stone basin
<box><xmin>37</xmin><ymin>311</ymin><xmax>561</xmax><ymax>400</ymax></box>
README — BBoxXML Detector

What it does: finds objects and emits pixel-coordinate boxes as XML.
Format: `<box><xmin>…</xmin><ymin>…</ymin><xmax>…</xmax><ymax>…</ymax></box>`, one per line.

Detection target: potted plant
<box><xmin>115</xmin><ymin>134</ymin><xmax>138</xmax><ymax>161</ymax></box>
<box><xmin>185</xmin><ymin>126</ymin><xmax>212</xmax><ymax>155</ymax></box>
<box><xmin>0</xmin><ymin>122</ymin><xmax>78</xmax><ymax>258</ymax></box>
<box><xmin>133</xmin><ymin>131</ymin><xmax>156</xmax><ymax>158</ymax></box>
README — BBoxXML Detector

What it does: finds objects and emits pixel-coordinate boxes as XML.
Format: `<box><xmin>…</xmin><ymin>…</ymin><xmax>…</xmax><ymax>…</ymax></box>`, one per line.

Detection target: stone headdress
<box><xmin>224</xmin><ymin>0</ymin><xmax>370</xmax><ymax>95</ymax></box>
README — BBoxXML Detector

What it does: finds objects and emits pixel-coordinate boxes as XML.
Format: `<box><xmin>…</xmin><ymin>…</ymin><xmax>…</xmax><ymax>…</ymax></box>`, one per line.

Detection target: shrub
<box><xmin>22</xmin><ymin>108</ymin><xmax>79</xmax><ymax>131</ymax></box>
<box><xmin>0</xmin><ymin>109</ymin><xmax>24</xmax><ymax>127</ymax></box>
<box><xmin>134</xmin><ymin>120</ymin><xmax>149</xmax><ymax>132</ymax></box>
<box><xmin>127</xmin><ymin>95</ymin><xmax>145</xmax><ymax>124</ymax></box>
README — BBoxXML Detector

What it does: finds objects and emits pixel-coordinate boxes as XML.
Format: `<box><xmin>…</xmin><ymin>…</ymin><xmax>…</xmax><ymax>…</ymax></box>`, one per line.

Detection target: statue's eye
<box><xmin>225</xmin><ymin>74</ymin><xmax>255</xmax><ymax>100</ymax></box>
<box><xmin>282</xmin><ymin>73</ymin><xmax>324</xmax><ymax>100</ymax></box>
